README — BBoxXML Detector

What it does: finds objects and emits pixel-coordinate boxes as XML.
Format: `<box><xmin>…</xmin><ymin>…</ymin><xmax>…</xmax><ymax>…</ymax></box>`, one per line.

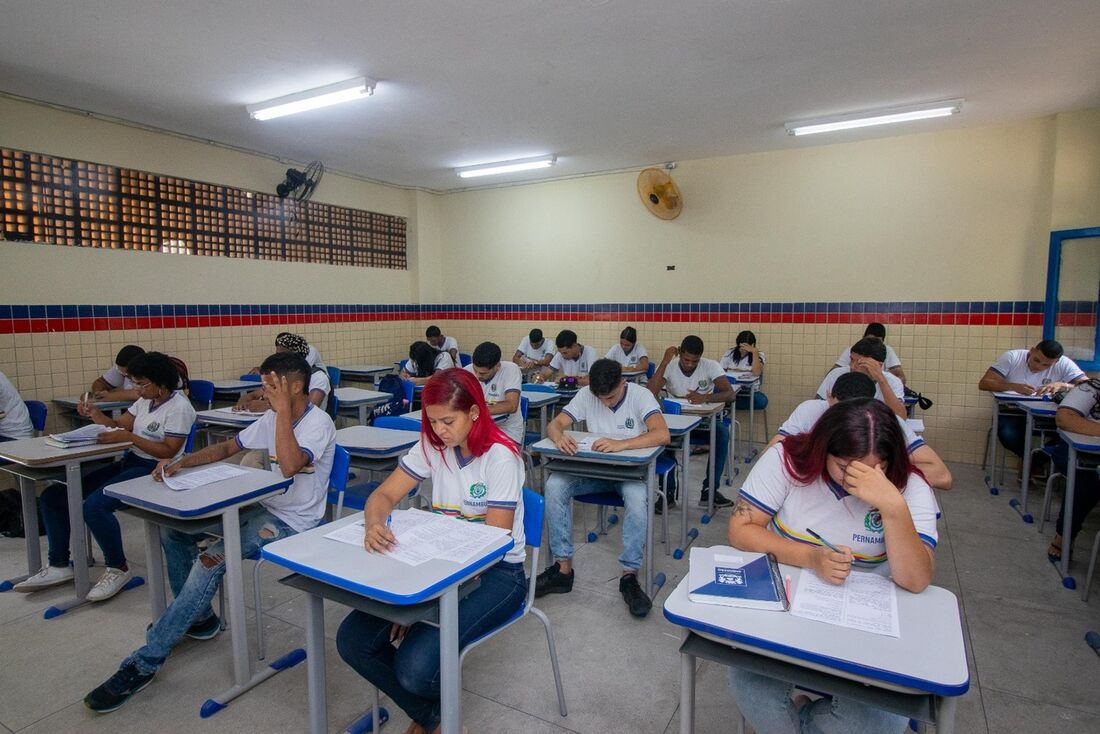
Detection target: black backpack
<box><xmin>0</xmin><ymin>488</ymin><xmax>45</xmax><ymax>538</ymax></box>
<box><xmin>370</xmin><ymin>374</ymin><xmax>410</xmax><ymax>421</ymax></box>
<box><xmin>313</xmin><ymin>366</ymin><xmax>339</xmax><ymax>420</ymax></box>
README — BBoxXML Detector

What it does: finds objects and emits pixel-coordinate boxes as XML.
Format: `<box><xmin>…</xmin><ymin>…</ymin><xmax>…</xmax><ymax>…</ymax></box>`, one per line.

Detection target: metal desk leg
<box><xmin>747</xmin><ymin>384</ymin><xmax>756</xmax><ymax>459</ymax></box>
<box><xmin>680</xmin><ymin>633</ymin><xmax>696</xmax><ymax>734</ymax></box>
<box><xmin>2</xmin><ymin>476</ymin><xmax>42</xmax><ymax>590</ymax></box>
<box><xmin>1012</xmin><ymin>411</ymin><xmax>1035</xmax><ymax>522</ymax></box>
<box><xmin>645</xmin><ymin>460</ymin><xmax>664</xmax><ymax>597</ymax></box>
<box><xmin>358</xmin><ymin>404</ymin><xmax>368</xmax><ymax>425</ymax></box>
<box><xmin>935</xmin><ymin>694</ymin><xmax>957</xmax><ymax>734</ymax></box>
<box><xmin>44</xmin><ymin>462</ymin><xmax>91</xmax><ymax>618</ymax></box>
<box><xmin>675</xmin><ymin>426</ymin><xmax>699</xmax><ymax>560</ymax></box>
<box><xmin>1059</xmin><ymin>445</ymin><xmax>1077</xmax><ymax>587</ymax></box>
<box><xmin>986</xmin><ymin>402</ymin><xmax>1000</xmax><ymax>494</ymax></box>
<box><xmin>144</xmin><ymin>520</ymin><xmax>167</xmax><ymax>619</ymax></box>
<box><xmin>305</xmin><ymin>592</ymin><xmax>328</xmax><ymax>734</ymax></box>
<box><xmin>703</xmin><ymin>414</ymin><xmax>716</xmax><ymax>523</ymax></box>
<box><xmin>439</xmin><ymin>585</ymin><xmax>462</xmax><ymax>734</ymax></box>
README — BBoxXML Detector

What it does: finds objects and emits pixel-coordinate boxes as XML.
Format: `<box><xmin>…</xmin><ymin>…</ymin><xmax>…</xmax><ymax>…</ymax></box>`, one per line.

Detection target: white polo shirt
<box><xmin>739</xmin><ymin>444</ymin><xmax>938</xmax><ymax>569</ymax></box>
<box><xmin>720</xmin><ymin>349</ymin><xmax>766</xmax><ymax>372</ymax></box>
<box><xmin>778</xmin><ymin>399</ymin><xmax>924</xmax><ymax>453</ymax></box>
<box><xmin>817</xmin><ymin>367</ymin><xmax>904</xmax><ymax>403</ymax></box>
<box><xmin>835</xmin><ymin>345</ymin><xmax>901</xmax><ymax>370</ymax></box>
<box><xmin>516</xmin><ymin>336</ymin><xmax>555</xmax><ymax>362</ymax></box>
<box><xmin>306</xmin><ymin>345</ymin><xmax>326</xmax><ymax>372</ymax></box>
<box><xmin>549</xmin><ymin>344</ymin><xmax>599</xmax><ymax>377</ymax></box>
<box><xmin>404</xmin><ymin>352</ymin><xmax>457</xmax><ymax>377</ymax></box>
<box><xmin>662</xmin><ymin>357</ymin><xmax>727</xmax><ymax>397</ymax></box>
<box><xmin>464</xmin><ymin>361</ymin><xmax>524</xmax><ymax>444</ymax></box>
<box><xmin>234</xmin><ymin>405</ymin><xmax>336</xmax><ymax>532</ymax></box>
<box><xmin>605</xmin><ymin>343</ymin><xmax>649</xmax><ymax>370</ymax></box>
<box><xmin>1059</xmin><ymin>382</ymin><xmax>1099</xmax><ymax>423</ymax></box>
<box><xmin>989</xmin><ymin>349</ymin><xmax>1085</xmax><ymax>389</ymax></box>
<box><xmin>0</xmin><ymin>371</ymin><xmax>33</xmax><ymax>439</ymax></box>
<box><xmin>399</xmin><ymin>441</ymin><xmax>526</xmax><ymax>564</ymax></box>
<box><xmin>561</xmin><ymin>382</ymin><xmax>662</xmax><ymax>438</ymax></box>
<box><xmin>308</xmin><ymin>369</ymin><xmax>332</xmax><ymax>412</ymax></box>
<box><xmin>126</xmin><ymin>391</ymin><xmax>196</xmax><ymax>460</ymax></box>
<box><xmin>101</xmin><ymin>364</ymin><xmax>135</xmax><ymax>391</ymax></box>
<box><xmin>435</xmin><ymin>336</ymin><xmax>459</xmax><ymax>353</ymax></box>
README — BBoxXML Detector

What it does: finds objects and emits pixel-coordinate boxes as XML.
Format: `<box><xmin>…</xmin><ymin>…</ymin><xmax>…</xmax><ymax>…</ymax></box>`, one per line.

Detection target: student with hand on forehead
<box><xmin>817</xmin><ymin>337</ymin><xmax>906</xmax><ymax>418</ymax></box>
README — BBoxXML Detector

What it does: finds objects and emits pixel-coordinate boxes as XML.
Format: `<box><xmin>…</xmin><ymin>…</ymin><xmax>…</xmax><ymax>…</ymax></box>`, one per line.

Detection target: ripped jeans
<box><xmin>123</xmin><ymin>508</ymin><xmax>295</xmax><ymax>675</ymax></box>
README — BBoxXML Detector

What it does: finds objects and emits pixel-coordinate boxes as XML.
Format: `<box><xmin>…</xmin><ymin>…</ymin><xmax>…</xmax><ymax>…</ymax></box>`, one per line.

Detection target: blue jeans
<box><xmin>336</xmin><ymin>562</ymin><xmax>526</xmax><ymax>732</ymax></box>
<box><xmin>39</xmin><ymin>452</ymin><xmax>158</xmax><ymax>568</ymax></box>
<box><xmin>1050</xmin><ymin>440</ymin><xmax>1100</xmax><ymax>539</ymax></box>
<box><xmin>728</xmin><ymin>668</ymin><xmax>907</xmax><ymax>734</ymax></box>
<box><xmin>123</xmin><ymin>508</ymin><xmax>295</xmax><ymax>675</ymax></box>
<box><xmin>545</xmin><ymin>473</ymin><xmax>647</xmax><ymax>571</ymax></box>
<box><xmin>695</xmin><ymin>417</ymin><xmax>730</xmax><ymax>491</ymax></box>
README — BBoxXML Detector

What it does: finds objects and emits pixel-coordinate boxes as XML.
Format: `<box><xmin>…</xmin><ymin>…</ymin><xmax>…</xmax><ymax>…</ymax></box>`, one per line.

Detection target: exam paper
<box><xmin>163</xmin><ymin>464</ymin><xmax>250</xmax><ymax>491</ymax></box>
<box><xmin>213</xmin><ymin>407</ymin><xmax>267</xmax><ymax>417</ymax></box>
<box><xmin>790</xmin><ymin>570</ymin><xmax>900</xmax><ymax>638</ymax></box>
<box><xmin>324</xmin><ymin>509</ymin><xmax>510</xmax><ymax>566</ymax></box>
<box><xmin>50</xmin><ymin>424</ymin><xmax>119</xmax><ymax>442</ymax></box>
<box><xmin>573</xmin><ymin>436</ymin><xmax>600</xmax><ymax>452</ymax></box>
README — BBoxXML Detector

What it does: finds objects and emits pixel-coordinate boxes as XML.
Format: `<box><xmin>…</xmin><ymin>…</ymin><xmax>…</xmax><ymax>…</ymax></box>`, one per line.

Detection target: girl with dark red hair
<box><xmin>336</xmin><ymin>368</ymin><xmax>526</xmax><ymax>734</ymax></box>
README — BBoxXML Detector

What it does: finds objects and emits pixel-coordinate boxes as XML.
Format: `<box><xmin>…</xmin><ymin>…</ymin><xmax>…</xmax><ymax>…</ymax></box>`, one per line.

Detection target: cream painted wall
<box><xmin>1050</xmin><ymin>108</ymin><xmax>1100</xmax><ymax>231</ymax></box>
<box><xmin>434</xmin><ymin>116</ymin><xmax>1070</xmax><ymax>304</ymax></box>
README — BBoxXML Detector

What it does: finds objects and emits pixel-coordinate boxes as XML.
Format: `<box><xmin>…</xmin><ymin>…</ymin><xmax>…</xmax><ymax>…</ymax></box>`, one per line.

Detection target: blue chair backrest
<box><xmin>240</xmin><ymin>373</ymin><xmax>262</xmax><ymax>382</ymax></box>
<box><xmin>459</xmin><ymin>352</ymin><xmax>473</xmax><ymax>367</ymax></box>
<box><xmin>183</xmin><ymin>423</ymin><xmax>198</xmax><ymax>453</ymax></box>
<box><xmin>646</xmin><ymin>362</ymin><xmax>657</xmax><ymax>379</ymax></box>
<box><xmin>25</xmin><ymin>400</ymin><xmax>47</xmax><ymax>433</ymax></box>
<box><xmin>325</xmin><ymin>391</ymin><xmax>339</xmax><ymax>419</ymax></box>
<box><xmin>520</xmin><ymin>396</ymin><xmax>529</xmax><ymax>423</ymax></box>
<box><xmin>327</xmin><ymin>366</ymin><xmax>341</xmax><ymax>388</ymax></box>
<box><xmin>522</xmin><ymin>487</ymin><xmax>544</xmax><ymax>548</ymax></box>
<box><xmin>374</xmin><ymin>415</ymin><xmax>422</xmax><ymax>433</ymax></box>
<box><xmin>401</xmin><ymin>379</ymin><xmax>415</xmax><ymax>404</ymax></box>
<box><xmin>524</xmin><ymin>383</ymin><xmax>557</xmax><ymax>394</ymax></box>
<box><xmin>189</xmin><ymin>379</ymin><xmax>215</xmax><ymax>409</ymax></box>
<box><xmin>661</xmin><ymin>399</ymin><xmax>682</xmax><ymax>415</ymax></box>
<box><xmin>330</xmin><ymin>445</ymin><xmax>350</xmax><ymax>493</ymax></box>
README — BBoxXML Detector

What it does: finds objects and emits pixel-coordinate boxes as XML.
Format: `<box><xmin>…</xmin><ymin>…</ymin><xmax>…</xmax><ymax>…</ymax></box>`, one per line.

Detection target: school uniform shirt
<box><xmin>305</xmin><ymin>345</ymin><xmax>326</xmax><ymax>372</ymax></box>
<box><xmin>816</xmin><ymin>367</ymin><xmax>904</xmax><ymax>403</ymax></box>
<box><xmin>439</xmin><ymin>336</ymin><xmax>459</xmax><ymax>353</ymax></box>
<box><xmin>234</xmin><ymin>405</ymin><xmax>336</xmax><ymax>532</ymax></box>
<box><xmin>0</xmin><ymin>371</ymin><xmax>33</xmax><ymax>439</ymax></box>
<box><xmin>125</xmin><ymin>391</ymin><xmax>195</xmax><ymax>460</ymax></box>
<box><xmin>661</xmin><ymin>357</ymin><xmax>726</xmax><ymax>397</ymax></box>
<box><xmin>464</xmin><ymin>361</ymin><xmax>524</xmax><ymax>444</ymax></box>
<box><xmin>403</xmin><ymin>352</ymin><xmax>457</xmax><ymax>376</ymax></box>
<box><xmin>561</xmin><ymin>382</ymin><xmax>662</xmax><ymax>438</ymax></box>
<box><xmin>720</xmin><ymin>349</ymin><xmax>766</xmax><ymax>372</ymax></box>
<box><xmin>605</xmin><ymin>343</ymin><xmax>649</xmax><ymax>370</ymax></box>
<box><xmin>309</xmin><ymin>369</ymin><xmax>332</xmax><ymax>412</ymax></box>
<box><xmin>399</xmin><ymin>441</ymin><xmax>526</xmax><ymax>564</ymax></box>
<box><xmin>100</xmin><ymin>364</ymin><xmax>135</xmax><ymax>391</ymax></box>
<box><xmin>516</xmin><ymin>336</ymin><xmax>555</xmax><ymax>362</ymax></box>
<box><xmin>1059</xmin><ymin>381</ymin><xmax>1100</xmax><ymax>423</ymax></box>
<box><xmin>778</xmin><ymin>399</ymin><xmax>925</xmax><ymax>453</ymax></box>
<box><xmin>989</xmin><ymin>349</ymin><xmax>1085</xmax><ymax>389</ymax></box>
<box><xmin>548</xmin><ymin>344</ymin><xmax>599</xmax><ymax>378</ymax></box>
<box><xmin>835</xmin><ymin>345</ymin><xmax>901</xmax><ymax>370</ymax></box>
<box><xmin>739</xmin><ymin>443</ymin><xmax>938</xmax><ymax>568</ymax></box>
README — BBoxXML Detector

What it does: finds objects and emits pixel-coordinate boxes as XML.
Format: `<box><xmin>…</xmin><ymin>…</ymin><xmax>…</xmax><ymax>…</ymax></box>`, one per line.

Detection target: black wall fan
<box><xmin>276</xmin><ymin>160</ymin><xmax>324</xmax><ymax>201</ymax></box>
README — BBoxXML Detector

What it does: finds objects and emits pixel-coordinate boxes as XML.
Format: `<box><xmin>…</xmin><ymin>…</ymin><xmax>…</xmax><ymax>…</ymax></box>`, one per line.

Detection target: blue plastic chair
<box><xmin>401</xmin><ymin>379</ymin><xmax>415</xmax><ymax>406</ymax></box>
<box><xmin>239</xmin><ymin>373</ymin><xmax>262</xmax><ymax>382</ymax></box>
<box><xmin>189</xmin><ymin>379</ymin><xmax>215</xmax><ymax>410</ymax></box>
<box><xmin>334</xmin><ymin>417</ymin><xmax>421</xmax><ymax>517</ymax></box>
<box><xmin>374</xmin><ymin>415</ymin><xmax>422</xmax><ymax>433</ymax></box>
<box><xmin>458</xmin><ymin>352</ymin><xmax>473</xmax><ymax>367</ymax></box>
<box><xmin>646</xmin><ymin>362</ymin><xmax>657</xmax><ymax>380</ymax></box>
<box><xmin>183</xmin><ymin>423</ymin><xmax>198</xmax><ymax>453</ymax></box>
<box><xmin>24</xmin><ymin>400</ymin><xmax>47</xmax><ymax>435</ymax></box>
<box><xmin>327</xmin><ymin>366</ymin><xmax>341</xmax><ymax>388</ymax></box>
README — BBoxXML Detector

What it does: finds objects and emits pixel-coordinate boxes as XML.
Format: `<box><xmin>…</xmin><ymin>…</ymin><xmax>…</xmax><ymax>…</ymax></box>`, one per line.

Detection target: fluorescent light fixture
<box><xmin>785</xmin><ymin>99</ymin><xmax>963</xmax><ymax>136</ymax></box>
<box><xmin>247</xmin><ymin>77</ymin><xmax>375</xmax><ymax>121</ymax></box>
<box><xmin>455</xmin><ymin>155</ymin><xmax>557</xmax><ymax>179</ymax></box>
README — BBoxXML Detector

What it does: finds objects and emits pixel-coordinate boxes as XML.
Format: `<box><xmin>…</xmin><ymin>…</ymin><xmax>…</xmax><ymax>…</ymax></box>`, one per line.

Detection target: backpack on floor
<box><xmin>0</xmin><ymin>488</ymin><xmax>45</xmax><ymax>538</ymax></box>
<box><xmin>370</xmin><ymin>374</ymin><xmax>410</xmax><ymax>421</ymax></box>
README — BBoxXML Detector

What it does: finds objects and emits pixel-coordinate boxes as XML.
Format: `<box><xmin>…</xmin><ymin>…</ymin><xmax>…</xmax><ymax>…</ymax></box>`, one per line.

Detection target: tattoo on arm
<box><xmin>732</xmin><ymin>499</ymin><xmax>753</xmax><ymax>519</ymax></box>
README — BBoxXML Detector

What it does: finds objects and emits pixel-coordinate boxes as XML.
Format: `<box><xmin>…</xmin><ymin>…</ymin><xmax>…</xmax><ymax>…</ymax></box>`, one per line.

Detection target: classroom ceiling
<box><xmin>2</xmin><ymin>1</ymin><xmax>1098</xmax><ymax>193</ymax></box>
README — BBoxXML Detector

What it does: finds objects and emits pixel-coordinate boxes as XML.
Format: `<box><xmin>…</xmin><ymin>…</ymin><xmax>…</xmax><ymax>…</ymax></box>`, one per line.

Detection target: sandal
<box><xmin>1047</xmin><ymin>536</ymin><xmax>1063</xmax><ymax>562</ymax></box>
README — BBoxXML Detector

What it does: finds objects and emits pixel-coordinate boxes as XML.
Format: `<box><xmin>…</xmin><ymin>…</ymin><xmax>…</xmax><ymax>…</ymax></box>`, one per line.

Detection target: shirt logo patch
<box><xmin>146</xmin><ymin>421</ymin><xmax>161</xmax><ymax>433</ymax></box>
<box><xmin>625</xmin><ymin>418</ymin><xmax>635</xmax><ymax>429</ymax></box>
<box><xmin>864</xmin><ymin>510</ymin><xmax>884</xmax><ymax>533</ymax></box>
<box><xmin>697</xmin><ymin>379</ymin><xmax>708</xmax><ymax>388</ymax></box>
<box><xmin>470</xmin><ymin>482</ymin><xmax>488</xmax><ymax>499</ymax></box>
<box><xmin>490</xmin><ymin>383</ymin><xmax>497</xmax><ymax>391</ymax></box>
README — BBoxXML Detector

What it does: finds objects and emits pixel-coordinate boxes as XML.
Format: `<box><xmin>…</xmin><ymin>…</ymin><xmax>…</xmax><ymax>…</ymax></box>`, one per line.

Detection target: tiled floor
<box><xmin>1</xmin><ymin>457</ymin><xmax>1099</xmax><ymax>733</ymax></box>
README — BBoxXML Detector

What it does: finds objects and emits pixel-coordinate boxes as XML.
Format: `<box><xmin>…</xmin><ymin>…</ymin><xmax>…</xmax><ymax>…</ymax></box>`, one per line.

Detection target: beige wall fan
<box><xmin>636</xmin><ymin>166</ymin><xmax>682</xmax><ymax>220</ymax></box>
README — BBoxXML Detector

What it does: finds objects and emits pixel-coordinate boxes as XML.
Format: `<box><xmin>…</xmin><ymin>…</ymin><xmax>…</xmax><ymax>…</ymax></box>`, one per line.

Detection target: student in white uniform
<box><xmin>832</xmin><ymin>323</ymin><xmax>906</xmax><ymax>384</ymax></box>
<box><xmin>425</xmin><ymin>325</ymin><xmax>459</xmax><ymax>363</ymax></box>
<box><xmin>727</xmin><ymin>398</ymin><xmax>938</xmax><ymax>734</ymax></box>
<box><xmin>647</xmin><ymin>335</ymin><xmax>738</xmax><ymax>508</ymax></box>
<box><xmin>978</xmin><ymin>339</ymin><xmax>1087</xmax><ymax>458</ymax></box>
<box><xmin>84</xmin><ymin>352</ymin><xmax>336</xmax><ymax>713</ymax></box>
<box><xmin>239</xmin><ymin>332</ymin><xmax>331</xmax><ymax>412</ymax></box>
<box><xmin>249</xmin><ymin>332</ymin><xmax>325</xmax><ymax>373</ymax></box>
<box><xmin>1046</xmin><ymin>379</ymin><xmax>1100</xmax><ymax>562</ymax></box>
<box><xmin>817</xmin><ymin>337</ymin><xmax>906</xmax><ymax>418</ymax></box>
<box><xmin>335</xmin><ymin>368</ymin><xmax>526</xmax><ymax>733</ymax></box>
<box><xmin>605</xmin><ymin>326</ymin><xmax>649</xmax><ymax>373</ymax></box>
<box><xmin>513</xmin><ymin>328</ymin><xmax>555</xmax><ymax>369</ymax></box>
<box><xmin>0</xmin><ymin>370</ymin><xmax>33</xmax><ymax>440</ymax></box>
<box><xmin>540</xmin><ymin>329</ymin><xmax>599</xmax><ymax>386</ymax></box>
<box><xmin>90</xmin><ymin>344</ymin><xmax>145</xmax><ymax>401</ymax></box>
<box><xmin>17</xmin><ymin>354</ymin><xmax>196</xmax><ymax>599</ymax></box>
<box><xmin>401</xmin><ymin>340</ymin><xmax>457</xmax><ymax>386</ymax></box>
<box><xmin>772</xmin><ymin>371</ymin><xmax>953</xmax><ymax>490</ymax></box>
<box><xmin>465</xmin><ymin>341</ymin><xmax>524</xmax><ymax>445</ymax></box>
<box><xmin>720</xmin><ymin>329</ymin><xmax>765</xmax><ymax>377</ymax></box>
<box><xmin>536</xmin><ymin>359</ymin><xmax>670</xmax><ymax>617</ymax></box>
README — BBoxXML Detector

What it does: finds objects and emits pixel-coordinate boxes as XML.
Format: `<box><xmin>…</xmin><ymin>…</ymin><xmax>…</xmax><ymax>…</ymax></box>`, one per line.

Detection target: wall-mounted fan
<box><xmin>636</xmin><ymin>166</ymin><xmax>682</xmax><ymax>220</ymax></box>
<box><xmin>276</xmin><ymin>160</ymin><xmax>325</xmax><ymax>201</ymax></box>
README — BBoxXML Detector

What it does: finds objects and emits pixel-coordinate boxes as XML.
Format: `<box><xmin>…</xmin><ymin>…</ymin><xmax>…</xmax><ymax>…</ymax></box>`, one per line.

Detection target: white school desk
<box><xmin>671</xmin><ymin>401</ymin><xmax>727</xmax><ymax>522</ymax></box>
<box><xmin>1055</xmin><ymin>429</ymin><xmax>1100</xmax><ymax>588</ymax></box>
<box><xmin>53</xmin><ymin>396</ymin><xmax>132</xmax><ymax>422</ymax></box>
<box><xmin>261</xmin><ymin>513</ymin><xmax>513</xmax><ymax>734</ymax></box>
<box><xmin>532</xmin><ymin>431</ymin><xmax>664</xmax><ymax>596</ymax></box>
<box><xmin>335</xmin><ymin>425</ymin><xmax>420</xmax><ymax>481</ymax></box>
<box><xmin>195</xmin><ymin>408</ymin><xmax>263</xmax><ymax>429</ymax></box>
<box><xmin>663</xmin><ymin>570</ymin><xmax>969</xmax><ymax>734</ymax></box>
<box><xmin>0</xmin><ymin>437</ymin><xmax>134</xmax><ymax>613</ymax></box>
<box><xmin>212</xmin><ymin>379</ymin><xmax>261</xmax><ymax>399</ymax></box>
<box><xmin>405</xmin><ymin>409</ymin><xmax>507</xmax><ymax>425</ymax></box>
<box><xmin>1013</xmin><ymin>402</ymin><xmax>1059</xmax><ymax>523</ymax></box>
<box><xmin>985</xmin><ymin>391</ymin><xmax>1052</xmax><ymax>495</ymax></box>
<box><xmin>664</xmin><ymin>413</ymin><xmax>703</xmax><ymax>560</ymax></box>
<box><xmin>104</xmin><ymin>465</ymin><xmax>295</xmax><ymax>716</ymax></box>
<box><xmin>338</xmin><ymin>365</ymin><xmax>394</xmax><ymax>384</ymax></box>
<box><xmin>521</xmin><ymin>389</ymin><xmax>560</xmax><ymax>436</ymax></box>
<box><xmin>334</xmin><ymin>387</ymin><xmax>390</xmax><ymax>424</ymax></box>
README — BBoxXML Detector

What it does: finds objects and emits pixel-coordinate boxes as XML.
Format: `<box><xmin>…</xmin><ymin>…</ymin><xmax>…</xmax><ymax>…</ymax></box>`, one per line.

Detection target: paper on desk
<box><xmin>213</xmin><ymin>407</ymin><xmax>267</xmax><ymax>417</ymax></box>
<box><xmin>665</xmin><ymin>397</ymin><xmax>723</xmax><ymax>410</ymax></box>
<box><xmin>790</xmin><ymin>570</ymin><xmax>899</xmax><ymax>638</ymax></box>
<box><xmin>573</xmin><ymin>436</ymin><xmax>600</xmax><ymax>452</ymax></box>
<box><xmin>324</xmin><ymin>509</ymin><xmax>510</xmax><ymax>566</ymax></box>
<box><xmin>162</xmin><ymin>464</ymin><xmax>250</xmax><ymax>491</ymax></box>
<box><xmin>50</xmin><ymin>424</ymin><xmax>120</xmax><ymax>442</ymax></box>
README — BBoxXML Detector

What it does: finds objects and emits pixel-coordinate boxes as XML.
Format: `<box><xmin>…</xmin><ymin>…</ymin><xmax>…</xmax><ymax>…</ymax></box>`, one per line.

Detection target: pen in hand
<box><xmin>805</xmin><ymin>527</ymin><xmax>842</xmax><ymax>554</ymax></box>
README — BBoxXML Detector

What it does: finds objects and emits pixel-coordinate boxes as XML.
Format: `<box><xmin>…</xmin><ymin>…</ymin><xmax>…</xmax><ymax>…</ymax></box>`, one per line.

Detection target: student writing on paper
<box><xmin>1046</xmin><ymin>379</ymin><xmax>1100</xmax><ymax>562</ymax></box>
<box><xmin>89</xmin><ymin>344</ymin><xmax>145</xmax><ymax>401</ymax></box>
<box><xmin>400</xmin><ymin>340</ymin><xmax>456</xmax><ymax>386</ymax></box>
<box><xmin>0</xmin><ymin>369</ymin><xmax>33</xmax><ymax>440</ymax></box>
<box><xmin>831</xmin><ymin>323</ymin><xmax>906</xmax><ymax>384</ymax></box>
<box><xmin>978</xmin><ymin>339</ymin><xmax>1087</xmax><ymax>458</ymax></box>
<box><xmin>538</xmin><ymin>329</ymin><xmax>598</xmax><ymax>386</ymax></box>
<box><xmin>720</xmin><ymin>329</ymin><xmax>764</xmax><ymax>378</ymax></box>
<box><xmin>605</xmin><ymin>325</ymin><xmax>649</xmax><ymax>373</ymax></box>
<box><xmin>16</xmin><ymin>353</ymin><xmax>196</xmax><ymax>598</ymax></box>
<box><xmin>336</xmin><ymin>368</ymin><xmax>526</xmax><ymax>734</ymax></box>
<box><xmin>536</xmin><ymin>359</ymin><xmax>670</xmax><ymax>617</ymax></box>
<box><xmin>425</xmin><ymin>324</ymin><xmax>459</xmax><ymax>363</ymax></box>
<box><xmin>465</xmin><ymin>341</ymin><xmax>524</xmax><ymax>445</ymax></box>
<box><xmin>513</xmin><ymin>327</ymin><xmax>555</xmax><ymax>369</ymax></box>
<box><xmin>647</xmin><ymin>335</ymin><xmax>737</xmax><ymax>508</ymax></box>
<box><xmin>238</xmin><ymin>332</ymin><xmax>331</xmax><ymax>412</ymax></box>
<box><xmin>726</xmin><ymin>398</ymin><xmax>938</xmax><ymax>734</ymax></box>
<box><xmin>83</xmin><ymin>352</ymin><xmax>335</xmax><ymax>713</ymax></box>
<box><xmin>817</xmin><ymin>337</ymin><xmax>907</xmax><ymax>418</ymax></box>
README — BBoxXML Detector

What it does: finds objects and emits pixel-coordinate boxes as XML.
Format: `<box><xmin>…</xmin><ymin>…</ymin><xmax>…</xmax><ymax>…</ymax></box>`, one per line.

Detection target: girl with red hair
<box><xmin>336</xmin><ymin>368</ymin><xmax>526</xmax><ymax>734</ymax></box>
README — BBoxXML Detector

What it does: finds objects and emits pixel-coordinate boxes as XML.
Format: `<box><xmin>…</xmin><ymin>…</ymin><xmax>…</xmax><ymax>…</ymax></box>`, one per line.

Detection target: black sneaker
<box><xmin>534</xmin><ymin>562</ymin><xmax>574</xmax><ymax>598</ymax></box>
<box><xmin>699</xmin><ymin>489</ymin><xmax>734</xmax><ymax>509</ymax></box>
<box><xmin>654</xmin><ymin>495</ymin><xmax>665</xmax><ymax>515</ymax></box>
<box><xmin>187</xmin><ymin>614</ymin><xmax>222</xmax><ymax>640</ymax></box>
<box><xmin>84</xmin><ymin>662</ymin><xmax>155</xmax><ymax>713</ymax></box>
<box><xmin>619</xmin><ymin>574</ymin><xmax>652</xmax><ymax>617</ymax></box>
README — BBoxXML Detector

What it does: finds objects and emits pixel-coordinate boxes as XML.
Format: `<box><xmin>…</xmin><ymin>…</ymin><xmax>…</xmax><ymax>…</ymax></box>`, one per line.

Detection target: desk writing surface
<box><xmin>1058</xmin><ymin>429</ymin><xmax>1100</xmax><ymax>451</ymax></box>
<box><xmin>334</xmin><ymin>387</ymin><xmax>390</xmax><ymax>404</ymax></box>
<box><xmin>196</xmin><ymin>408</ymin><xmax>261</xmax><ymax>426</ymax></box>
<box><xmin>992</xmin><ymin>391</ymin><xmax>1053</xmax><ymax>403</ymax></box>
<box><xmin>520</xmin><ymin>390</ymin><xmax>560</xmax><ymax>408</ymax></box>
<box><xmin>0</xmin><ymin>436</ymin><xmax>132</xmax><ymax>466</ymax></box>
<box><xmin>335</xmin><ymin>425</ymin><xmax>420</xmax><ymax>456</ymax></box>
<box><xmin>53</xmin><ymin>396</ymin><xmax>132</xmax><ymax>411</ymax></box>
<box><xmin>213</xmin><ymin>380</ymin><xmax>259</xmax><ymax>392</ymax></box>
<box><xmin>261</xmin><ymin>513</ymin><xmax>512</xmax><ymax>604</ymax></box>
<box><xmin>663</xmin><ymin>570</ymin><xmax>969</xmax><ymax>696</ymax></box>
<box><xmin>664</xmin><ymin>414</ymin><xmax>703</xmax><ymax>435</ymax></box>
<box><xmin>532</xmin><ymin>431</ymin><xmax>663</xmax><ymax>463</ymax></box>
<box><xmin>1019</xmin><ymin>402</ymin><xmax>1058</xmax><ymax>417</ymax></box>
<box><xmin>103</xmin><ymin>465</ymin><xmax>291</xmax><ymax>518</ymax></box>
<box><xmin>670</xmin><ymin>399</ymin><xmax>726</xmax><ymax>415</ymax></box>
<box><xmin>339</xmin><ymin>365</ymin><xmax>392</xmax><ymax>375</ymax></box>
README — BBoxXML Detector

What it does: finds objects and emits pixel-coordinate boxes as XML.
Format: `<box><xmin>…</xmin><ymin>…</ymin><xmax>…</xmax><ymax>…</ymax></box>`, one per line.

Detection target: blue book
<box><xmin>688</xmin><ymin>546</ymin><xmax>789</xmax><ymax>611</ymax></box>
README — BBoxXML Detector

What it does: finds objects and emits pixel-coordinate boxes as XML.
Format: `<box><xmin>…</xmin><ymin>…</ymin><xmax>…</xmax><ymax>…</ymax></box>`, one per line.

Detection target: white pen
<box><xmin>164</xmin><ymin>453</ymin><xmax>187</xmax><ymax>472</ymax></box>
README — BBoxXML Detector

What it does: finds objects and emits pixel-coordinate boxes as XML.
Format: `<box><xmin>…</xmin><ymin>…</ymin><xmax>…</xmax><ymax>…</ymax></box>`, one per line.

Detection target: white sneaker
<box><xmin>13</xmin><ymin>565</ymin><xmax>74</xmax><ymax>592</ymax></box>
<box><xmin>86</xmin><ymin>567</ymin><xmax>133</xmax><ymax>602</ymax></box>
